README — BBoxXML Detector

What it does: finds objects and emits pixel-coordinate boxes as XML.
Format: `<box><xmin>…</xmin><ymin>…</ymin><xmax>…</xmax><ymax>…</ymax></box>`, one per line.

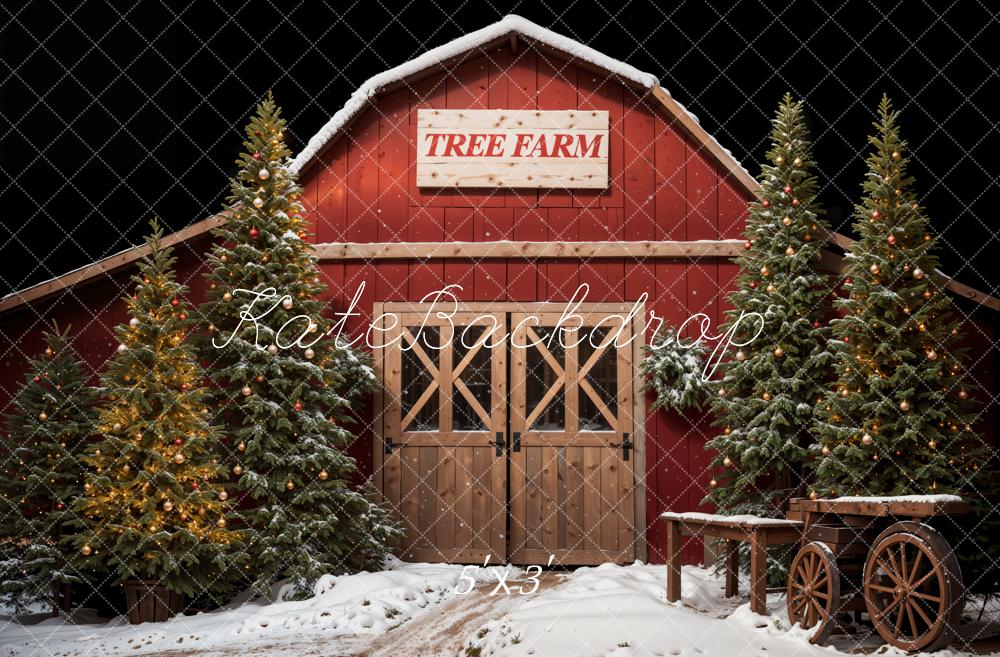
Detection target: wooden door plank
<box><xmin>557</xmin><ymin>448</ymin><xmax>568</xmax><ymax>550</ymax></box>
<box><xmin>438</xmin><ymin>447</ymin><xmax>456</xmax><ymax>550</ymax></box>
<box><xmin>490</xmin><ymin>313</ymin><xmax>508</xmax><ymax>560</ymax></box>
<box><xmin>508</xmin><ymin>314</ymin><xmax>528</xmax><ymax>560</ymax></box>
<box><xmin>542</xmin><ymin>445</ymin><xmax>559</xmax><ymax>550</ymax></box>
<box><xmin>582</xmin><ymin>447</ymin><xmax>601</xmax><ymax>551</ymax></box>
<box><xmin>601</xmin><ymin>451</ymin><xmax>618</xmax><ymax>551</ymax></box>
<box><xmin>401</xmin><ymin>447</ymin><xmax>420</xmax><ymax>553</ymax></box>
<box><xmin>566</xmin><ymin>446</ymin><xmax>584</xmax><ymax>551</ymax></box>
<box><xmin>418</xmin><ymin>446</ymin><xmax>438</xmax><ymax>549</ymax></box>
<box><xmin>525</xmin><ymin>445</ymin><xmax>542</xmax><ymax>550</ymax></box>
<box><xmin>473</xmin><ymin>446</ymin><xmax>491</xmax><ymax>550</ymax></box>
<box><xmin>455</xmin><ymin>447</ymin><xmax>474</xmax><ymax>550</ymax></box>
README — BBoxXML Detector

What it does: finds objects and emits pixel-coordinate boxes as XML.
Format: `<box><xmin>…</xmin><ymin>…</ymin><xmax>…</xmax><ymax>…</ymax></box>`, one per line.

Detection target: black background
<box><xmin>1</xmin><ymin>0</ymin><xmax>997</xmax><ymax>298</ymax></box>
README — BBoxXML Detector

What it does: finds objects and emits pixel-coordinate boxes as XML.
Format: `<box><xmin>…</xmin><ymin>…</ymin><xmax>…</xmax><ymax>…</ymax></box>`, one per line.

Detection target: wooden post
<box><xmin>725</xmin><ymin>539</ymin><xmax>739</xmax><ymax>598</ymax></box>
<box><xmin>666</xmin><ymin>519</ymin><xmax>682</xmax><ymax>603</ymax></box>
<box><xmin>749</xmin><ymin>531</ymin><xmax>767</xmax><ymax>615</ymax></box>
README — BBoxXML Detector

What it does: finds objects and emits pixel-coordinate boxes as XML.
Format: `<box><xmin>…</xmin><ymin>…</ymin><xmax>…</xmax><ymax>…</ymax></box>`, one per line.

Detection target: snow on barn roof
<box><xmin>287</xmin><ymin>14</ymin><xmax>751</xmax><ymax>183</ymax></box>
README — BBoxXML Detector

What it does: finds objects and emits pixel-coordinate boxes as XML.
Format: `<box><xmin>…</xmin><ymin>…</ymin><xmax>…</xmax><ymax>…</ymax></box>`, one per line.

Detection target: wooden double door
<box><xmin>376</xmin><ymin>303</ymin><xmax>638</xmax><ymax>565</ymax></box>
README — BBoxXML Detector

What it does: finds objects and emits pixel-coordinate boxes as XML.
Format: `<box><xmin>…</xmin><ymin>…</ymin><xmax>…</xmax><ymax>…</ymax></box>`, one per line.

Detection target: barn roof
<box><xmin>0</xmin><ymin>15</ymin><xmax>997</xmax><ymax>315</ymax></box>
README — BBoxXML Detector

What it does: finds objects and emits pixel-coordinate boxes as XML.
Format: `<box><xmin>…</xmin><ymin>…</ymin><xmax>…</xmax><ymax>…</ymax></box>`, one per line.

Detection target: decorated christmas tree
<box><xmin>72</xmin><ymin>221</ymin><xmax>238</xmax><ymax>599</ymax></box>
<box><xmin>705</xmin><ymin>95</ymin><xmax>833</xmax><ymax>516</ymax></box>
<box><xmin>0</xmin><ymin>326</ymin><xmax>98</xmax><ymax>612</ymax></box>
<box><xmin>198</xmin><ymin>93</ymin><xmax>398</xmax><ymax>598</ymax></box>
<box><xmin>812</xmin><ymin>96</ymin><xmax>983</xmax><ymax>498</ymax></box>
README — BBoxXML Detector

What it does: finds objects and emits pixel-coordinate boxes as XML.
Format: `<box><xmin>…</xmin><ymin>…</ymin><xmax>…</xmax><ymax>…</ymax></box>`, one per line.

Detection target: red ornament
<box><xmin>56</xmin><ymin>503</ymin><xmax>64</xmax><ymax>510</ymax></box>
<box><xmin>171</xmin><ymin>298</ymin><xmax>179</xmax><ymax>307</ymax></box>
<box><xmin>33</xmin><ymin>376</ymin><xmax>40</xmax><ymax>383</ymax></box>
<box><xmin>252</xmin><ymin>152</ymin><xmax>262</xmax><ymax>160</ymax></box>
<box><xmin>887</xmin><ymin>234</ymin><xmax>896</xmax><ymax>245</ymax></box>
<box><xmin>812</xmin><ymin>320</ymin><xmax>821</xmax><ymax>329</ymax></box>
<box><xmin>249</xmin><ymin>227</ymin><xmax>260</xmax><ymax>239</ymax></box>
<box><xmin>761</xmin><ymin>199</ymin><xmax>771</xmax><ymax>208</ymax></box>
<box><xmin>294</xmin><ymin>401</ymin><xmax>303</xmax><ymax>412</ymax></box>
<box><xmin>178</xmin><ymin>312</ymin><xmax>187</xmax><ymax>320</ymax></box>
<box><xmin>844</xmin><ymin>277</ymin><xmax>853</xmax><ymax>286</ymax></box>
<box><xmin>743</xmin><ymin>240</ymin><xmax>752</xmax><ymax>250</ymax></box>
<box><xmin>174</xmin><ymin>438</ymin><xmax>183</xmax><ymax>446</ymax></box>
<box><xmin>871</xmin><ymin>209</ymin><xmax>881</xmax><ymax>220</ymax></box>
<box><xmin>843</xmin><ymin>336</ymin><xmax>850</xmax><ymax>343</ymax></box>
<box><xmin>749</xmin><ymin>281</ymin><xmax>758</xmax><ymax>289</ymax></box>
<box><xmin>791</xmin><ymin>198</ymin><xmax>800</xmax><ymax>207</ymax></box>
<box><xmin>191</xmin><ymin>482</ymin><xmax>199</xmax><ymax>490</ymax></box>
<box><xmin>180</xmin><ymin>383</ymin><xmax>189</xmax><ymax>391</ymax></box>
<box><xmin>783</xmin><ymin>185</ymin><xmax>792</xmax><ymax>194</ymax></box>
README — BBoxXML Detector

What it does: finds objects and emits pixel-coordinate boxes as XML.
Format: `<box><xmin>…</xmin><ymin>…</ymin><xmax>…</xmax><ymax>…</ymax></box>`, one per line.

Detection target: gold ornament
<box><xmin>912</xmin><ymin>268</ymin><xmax>924</xmax><ymax>280</ymax></box>
<box><xmin>233</xmin><ymin>464</ymin><xmax>243</xmax><ymax>476</ymax></box>
<box><xmin>304</xmin><ymin>348</ymin><xmax>315</xmax><ymax>359</ymax></box>
<box><xmin>793</xmin><ymin>157</ymin><xmax>802</xmax><ymax>167</ymax></box>
<box><xmin>723</xmin><ymin>426</ymin><xmax>732</xmax><ymax>435</ymax></box>
<box><xmin>809</xmin><ymin>491</ymin><xmax>818</xmax><ymax>500</ymax></box>
<box><xmin>782</xmin><ymin>216</ymin><xmax>792</xmax><ymax>226</ymax></box>
<box><xmin>927</xmin><ymin>349</ymin><xmax>937</xmax><ymax>361</ymax></box>
<box><xmin>760</xmin><ymin>265</ymin><xmax>769</xmax><ymax>277</ymax></box>
<box><xmin>318</xmin><ymin>470</ymin><xmax>329</xmax><ymax>480</ymax></box>
<box><xmin>959</xmin><ymin>389</ymin><xmax>968</xmax><ymax>400</ymax></box>
<box><xmin>899</xmin><ymin>400</ymin><xmax>911</xmax><ymax>412</ymax></box>
<box><xmin>219</xmin><ymin>490</ymin><xmax>228</xmax><ymax>501</ymax></box>
<box><xmin>163</xmin><ymin>500</ymin><xmax>174</xmax><ymax>512</ymax></box>
<box><xmin>81</xmin><ymin>544</ymin><xmax>92</xmax><ymax>556</ymax></box>
<box><xmin>735</xmin><ymin>351</ymin><xmax>746</xmax><ymax>361</ymax></box>
<box><xmin>773</xmin><ymin>346</ymin><xmax>784</xmax><ymax>358</ymax></box>
<box><xmin>722</xmin><ymin>456</ymin><xmax>733</xmax><ymax>467</ymax></box>
<box><xmin>238</xmin><ymin>441</ymin><xmax>246</xmax><ymax>451</ymax></box>
<box><xmin>173</xmin><ymin>453</ymin><xmax>185</xmax><ymax>464</ymax></box>
<box><xmin>83</xmin><ymin>482</ymin><xmax>92</xmax><ymax>491</ymax></box>
<box><xmin>217</xmin><ymin>517</ymin><xmax>227</xmax><ymax>528</ymax></box>
<box><xmin>776</xmin><ymin>155</ymin><xmax>784</xmax><ymax>164</ymax></box>
<box><xmin>223</xmin><ymin>292</ymin><xmax>233</xmax><ymax>302</ymax></box>
<box><xmin>785</xmin><ymin>246</ymin><xmax>795</xmax><ymax>256</ymax></box>
<box><xmin>241</xmin><ymin>385</ymin><xmax>252</xmax><ymax>396</ymax></box>
<box><xmin>928</xmin><ymin>440</ymin><xmax>937</xmax><ymax>449</ymax></box>
<box><xmin>38</xmin><ymin>412</ymin><xmax>47</xmax><ymax>422</ymax></box>
<box><xmin>258</xmin><ymin>168</ymin><xmax>270</xmax><ymax>180</ymax></box>
<box><xmin>862</xmin><ymin>433</ymin><xmax>873</xmax><ymax>446</ymax></box>
<box><xmin>891</xmin><ymin>150</ymin><xmax>901</xmax><ymax>160</ymax></box>
<box><xmin>762</xmin><ymin>391</ymin><xmax>772</xmax><ymax>401</ymax></box>
<box><xmin>821</xmin><ymin>445</ymin><xmax>831</xmax><ymax>456</ymax></box>
<box><xmin>766</xmin><ymin>284</ymin><xmax>776</xmax><ymax>293</ymax></box>
<box><xmin>708</xmin><ymin>478</ymin><xmax>718</xmax><ymax>488</ymax></box>
<box><xmin>869</xmin><ymin>263</ymin><xmax>880</xmax><ymax>275</ymax></box>
<box><xmin>286</xmin><ymin>480</ymin><xmax>295</xmax><ymax>491</ymax></box>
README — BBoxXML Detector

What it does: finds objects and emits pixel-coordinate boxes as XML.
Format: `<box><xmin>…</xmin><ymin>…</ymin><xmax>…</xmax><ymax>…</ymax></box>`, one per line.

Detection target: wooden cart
<box><xmin>785</xmin><ymin>496</ymin><xmax>968</xmax><ymax>652</ymax></box>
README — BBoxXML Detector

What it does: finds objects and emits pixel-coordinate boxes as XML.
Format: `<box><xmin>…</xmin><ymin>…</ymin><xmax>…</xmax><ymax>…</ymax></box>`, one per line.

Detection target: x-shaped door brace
<box><xmin>400</xmin><ymin>327</ymin><xmax>492</xmax><ymax>432</ymax></box>
<box><xmin>523</xmin><ymin>326</ymin><xmax>618</xmax><ymax>431</ymax></box>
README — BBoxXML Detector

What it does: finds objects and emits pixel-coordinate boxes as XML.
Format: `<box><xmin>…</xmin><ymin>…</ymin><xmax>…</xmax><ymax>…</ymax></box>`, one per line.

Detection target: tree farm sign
<box><xmin>416</xmin><ymin>109</ymin><xmax>609</xmax><ymax>189</ymax></box>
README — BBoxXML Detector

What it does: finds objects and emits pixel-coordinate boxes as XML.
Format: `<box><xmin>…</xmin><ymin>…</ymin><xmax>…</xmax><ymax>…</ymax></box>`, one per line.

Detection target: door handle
<box><xmin>490</xmin><ymin>432</ymin><xmax>505</xmax><ymax>457</ymax></box>
<box><xmin>385</xmin><ymin>436</ymin><xmax>395</xmax><ymax>455</ymax></box>
<box><xmin>512</xmin><ymin>432</ymin><xmax>521</xmax><ymax>452</ymax></box>
<box><xmin>621</xmin><ymin>433</ymin><xmax>631</xmax><ymax>461</ymax></box>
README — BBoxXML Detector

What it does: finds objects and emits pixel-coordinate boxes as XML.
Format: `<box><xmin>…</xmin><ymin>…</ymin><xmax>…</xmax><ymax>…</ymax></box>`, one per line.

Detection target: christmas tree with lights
<box><xmin>812</xmin><ymin>96</ymin><xmax>982</xmax><ymax>498</ymax></box>
<box><xmin>705</xmin><ymin>95</ymin><xmax>834</xmax><ymax>517</ymax></box>
<box><xmin>0</xmin><ymin>326</ymin><xmax>98</xmax><ymax>613</ymax></box>
<box><xmin>198</xmin><ymin>94</ymin><xmax>398</xmax><ymax>598</ymax></box>
<box><xmin>72</xmin><ymin>221</ymin><xmax>238</xmax><ymax>600</ymax></box>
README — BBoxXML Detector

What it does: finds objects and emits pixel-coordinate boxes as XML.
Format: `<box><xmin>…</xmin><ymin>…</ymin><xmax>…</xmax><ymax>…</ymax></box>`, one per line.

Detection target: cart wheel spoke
<box><xmin>905</xmin><ymin>598</ymin><xmax>919</xmax><ymax>639</ymax></box>
<box><xmin>910</xmin><ymin>590</ymin><xmax>941</xmax><ymax>603</ymax></box>
<box><xmin>907</xmin><ymin>550</ymin><xmax>923</xmax><ymax>586</ymax></box>
<box><xmin>893</xmin><ymin>599</ymin><xmax>906</xmax><ymax>638</ymax></box>
<box><xmin>869</xmin><ymin>583</ymin><xmax>896</xmax><ymax>594</ymax></box>
<box><xmin>911</xmin><ymin>596</ymin><xmax>935</xmax><ymax>627</ymax></box>
<box><xmin>877</xmin><ymin>558</ymin><xmax>903</xmax><ymax>585</ymax></box>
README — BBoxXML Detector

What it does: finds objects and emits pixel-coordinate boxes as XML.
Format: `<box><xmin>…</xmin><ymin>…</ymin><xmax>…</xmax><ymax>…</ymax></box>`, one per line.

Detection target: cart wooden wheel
<box><xmin>787</xmin><ymin>541</ymin><xmax>841</xmax><ymax>644</ymax></box>
<box><xmin>863</xmin><ymin>523</ymin><xmax>964</xmax><ymax>652</ymax></box>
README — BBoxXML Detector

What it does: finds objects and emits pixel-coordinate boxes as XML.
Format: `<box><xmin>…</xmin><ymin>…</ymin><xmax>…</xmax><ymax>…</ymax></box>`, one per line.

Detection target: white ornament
<box><xmin>258</xmin><ymin>168</ymin><xmax>270</xmax><ymax>180</ymax></box>
<box><xmin>304</xmin><ymin>348</ymin><xmax>315</xmax><ymax>360</ymax></box>
<box><xmin>282</xmin><ymin>297</ymin><xmax>294</xmax><ymax>310</ymax></box>
<box><xmin>267</xmin><ymin>344</ymin><xmax>279</xmax><ymax>355</ymax></box>
<box><xmin>129</xmin><ymin>317</ymin><xmax>140</xmax><ymax>327</ymax></box>
<box><xmin>117</xmin><ymin>343</ymin><xmax>127</xmax><ymax>353</ymax></box>
<box><xmin>253</xmin><ymin>197</ymin><xmax>264</xmax><ymax>208</ymax></box>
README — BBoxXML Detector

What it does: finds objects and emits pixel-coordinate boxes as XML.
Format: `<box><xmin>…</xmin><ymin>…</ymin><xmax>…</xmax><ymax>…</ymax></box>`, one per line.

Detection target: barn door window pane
<box><xmin>452</xmin><ymin>326</ymin><xmax>491</xmax><ymax>431</ymax></box>
<box><xmin>401</xmin><ymin>326</ymin><xmax>440</xmax><ymax>432</ymax></box>
<box><xmin>526</xmin><ymin>326</ymin><xmax>566</xmax><ymax>431</ymax></box>
<box><xmin>578</xmin><ymin>326</ymin><xmax>618</xmax><ymax>432</ymax></box>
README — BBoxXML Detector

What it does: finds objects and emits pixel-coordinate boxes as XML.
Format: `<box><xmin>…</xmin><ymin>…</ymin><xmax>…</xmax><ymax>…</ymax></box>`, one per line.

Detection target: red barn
<box><xmin>1</xmin><ymin>15</ymin><xmax>996</xmax><ymax>568</ymax></box>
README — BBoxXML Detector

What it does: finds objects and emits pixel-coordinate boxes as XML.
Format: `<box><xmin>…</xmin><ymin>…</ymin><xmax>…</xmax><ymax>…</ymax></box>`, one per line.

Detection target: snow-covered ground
<box><xmin>1</xmin><ymin>561</ymin><xmax>998</xmax><ymax>657</ymax></box>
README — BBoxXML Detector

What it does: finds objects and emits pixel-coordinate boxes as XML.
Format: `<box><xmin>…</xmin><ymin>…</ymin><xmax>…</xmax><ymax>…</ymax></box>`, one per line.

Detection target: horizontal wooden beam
<box><xmin>313</xmin><ymin>239</ymin><xmax>745</xmax><ymax>260</ymax></box>
<box><xmin>0</xmin><ymin>212</ymin><xmax>229</xmax><ymax>315</ymax></box>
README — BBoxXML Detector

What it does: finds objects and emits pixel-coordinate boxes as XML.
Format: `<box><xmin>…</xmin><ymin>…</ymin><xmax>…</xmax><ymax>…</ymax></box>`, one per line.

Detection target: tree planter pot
<box><xmin>123</xmin><ymin>579</ymin><xmax>185</xmax><ymax>624</ymax></box>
